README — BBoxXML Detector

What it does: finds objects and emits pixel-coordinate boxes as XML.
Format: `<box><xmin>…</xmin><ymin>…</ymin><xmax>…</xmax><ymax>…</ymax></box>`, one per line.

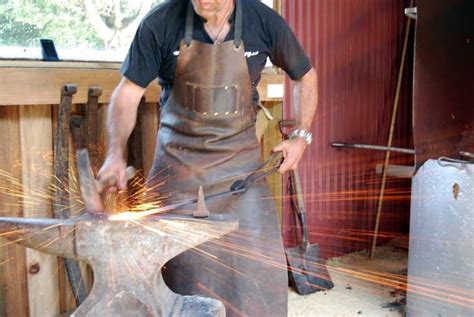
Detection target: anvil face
<box><xmin>0</xmin><ymin>213</ymin><xmax>238</xmax><ymax>316</ymax></box>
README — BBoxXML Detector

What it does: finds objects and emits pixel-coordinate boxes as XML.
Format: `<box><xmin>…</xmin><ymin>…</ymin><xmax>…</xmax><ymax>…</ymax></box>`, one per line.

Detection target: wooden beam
<box><xmin>18</xmin><ymin>105</ymin><xmax>60</xmax><ymax>316</ymax></box>
<box><xmin>257</xmin><ymin>71</ymin><xmax>285</xmax><ymax>102</ymax></box>
<box><xmin>0</xmin><ymin>61</ymin><xmax>121</xmax><ymax>69</ymax></box>
<box><xmin>261</xmin><ymin>101</ymin><xmax>284</xmax><ymax>222</ymax></box>
<box><xmin>140</xmin><ymin>103</ymin><xmax>159</xmax><ymax>177</ymax></box>
<box><xmin>0</xmin><ymin>67</ymin><xmax>160</xmax><ymax>105</ymax></box>
<box><xmin>0</xmin><ymin>64</ymin><xmax>284</xmax><ymax>106</ymax></box>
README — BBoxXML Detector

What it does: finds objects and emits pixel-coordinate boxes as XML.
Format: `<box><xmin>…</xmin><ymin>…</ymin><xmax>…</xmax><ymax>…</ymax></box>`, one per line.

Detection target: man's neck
<box><xmin>201</xmin><ymin>0</ymin><xmax>234</xmax><ymax>27</ymax></box>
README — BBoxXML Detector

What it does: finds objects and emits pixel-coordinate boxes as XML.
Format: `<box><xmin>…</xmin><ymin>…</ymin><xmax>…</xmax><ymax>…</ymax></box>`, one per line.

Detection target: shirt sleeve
<box><xmin>268</xmin><ymin>15</ymin><xmax>312</xmax><ymax>81</ymax></box>
<box><xmin>120</xmin><ymin>21</ymin><xmax>162</xmax><ymax>88</ymax></box>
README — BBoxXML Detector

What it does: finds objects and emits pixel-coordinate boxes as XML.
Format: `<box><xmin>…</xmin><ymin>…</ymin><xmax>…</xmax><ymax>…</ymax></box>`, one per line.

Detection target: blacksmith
<box><xmin>98</xmin><ymin>0</ymin><xmax>318</xmax><ymax>315</ymax></box>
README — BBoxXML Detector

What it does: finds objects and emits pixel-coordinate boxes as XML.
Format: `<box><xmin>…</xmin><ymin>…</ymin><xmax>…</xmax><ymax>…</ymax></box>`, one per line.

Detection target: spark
<box><xmin>0</xmin><ymin>156</ymin><xmax>471</xmax><ymax>312</ymax></box>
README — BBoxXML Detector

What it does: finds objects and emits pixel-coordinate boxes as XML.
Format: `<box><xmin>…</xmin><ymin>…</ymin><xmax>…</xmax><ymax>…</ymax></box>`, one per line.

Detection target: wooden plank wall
<box><xmin>19</xmin><ymin>105</ymin><xmax>60</xmax><ymax>316</ymax></box>
<box><xmin>0</xmin><ymin>106</ymin><xmax>29</xmax><ymax>317</ymax></box>
<box><xmin>0</xmin><ymin>63</ymin><xmax>284</xmax><ymax>316</ymax></box>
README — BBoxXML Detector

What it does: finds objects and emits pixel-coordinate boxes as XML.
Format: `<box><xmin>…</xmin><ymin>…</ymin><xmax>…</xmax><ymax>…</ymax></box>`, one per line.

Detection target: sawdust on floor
<box><xmin>288</xmin><ymin>241</ymin><xmax>408</xmax><ymax>317</ymax></box>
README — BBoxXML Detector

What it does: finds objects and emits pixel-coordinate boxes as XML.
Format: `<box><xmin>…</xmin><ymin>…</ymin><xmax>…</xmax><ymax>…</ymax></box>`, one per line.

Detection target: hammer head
<box><xmin>77</xmin><ymin>148</ymin><xmax>105</xmax><ymax>214</ymax></box>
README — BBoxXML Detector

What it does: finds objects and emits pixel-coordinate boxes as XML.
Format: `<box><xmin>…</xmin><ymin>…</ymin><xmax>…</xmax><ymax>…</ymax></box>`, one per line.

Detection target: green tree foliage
<box><xmin>0</xmin><ymin>0</ymin><xmax>162</xmax><ymax>50</ymax></box>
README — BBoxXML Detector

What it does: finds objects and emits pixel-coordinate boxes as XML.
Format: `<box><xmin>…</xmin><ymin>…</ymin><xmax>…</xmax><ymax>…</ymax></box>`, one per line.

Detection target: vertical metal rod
<box><xmin>370</xmin><ymin>0</ymin><xmax>414</xmax><ymax>259</ymax></box>
<box><xmin>86</xmin><ymin>86</ymin><xmax>102</xmax><ymax>168</ymax></box>
<box><xmin>54</xmin><ymin>84</ymin><xmax>88</xmax><ymax>305</ymax></box>
<box><xmin>84</xmin><ymin>86</ymin><xmax>102</xmax><ymax>291</ymax></box>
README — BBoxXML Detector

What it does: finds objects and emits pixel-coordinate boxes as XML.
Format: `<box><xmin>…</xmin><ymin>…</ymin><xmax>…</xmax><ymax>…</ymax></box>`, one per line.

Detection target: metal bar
<box><xmin>332</xmin><ymin>142</ymin><xmax>415</xmax><ymax>154</ymax></box>
<box><xmin>84</xmin><ymin>87</ymin><xmax>101</xmax><ymax>291</ymax></box>
<box><xmin>460</xmin><ymin>151</ymin><xmax>474</xmax><ymax>159</ymax></box>
<box><xmin>86</xmin><ymin>86</ymin><xmax>102</xmax><ymax>168</ymax></box>
<box><xmin>54</xmin><ymin>84</ymin><xmax>88</xmax><ymax>306</ymax></box>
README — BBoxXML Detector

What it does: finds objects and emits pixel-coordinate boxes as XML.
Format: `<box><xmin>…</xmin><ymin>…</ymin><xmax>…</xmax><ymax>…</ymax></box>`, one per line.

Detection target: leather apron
<box><xmin>148</xmin><ymin>2</ymin><xmax>287</xmax><ymax>316</ymax></box>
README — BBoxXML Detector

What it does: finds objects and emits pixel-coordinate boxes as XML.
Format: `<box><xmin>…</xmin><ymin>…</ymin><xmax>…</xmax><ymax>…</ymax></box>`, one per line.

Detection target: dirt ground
<box><xmin>288</xmin><ymin>241</ymin><xmax>408</xmax><ymax>317</ymax></box>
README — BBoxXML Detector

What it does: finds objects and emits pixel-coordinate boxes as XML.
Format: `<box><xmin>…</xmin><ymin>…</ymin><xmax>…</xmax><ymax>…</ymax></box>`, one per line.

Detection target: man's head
<box><xmin>191</xmin><ymin>0</ymin><xmax>233</xmax><ymax>21</ymax></box>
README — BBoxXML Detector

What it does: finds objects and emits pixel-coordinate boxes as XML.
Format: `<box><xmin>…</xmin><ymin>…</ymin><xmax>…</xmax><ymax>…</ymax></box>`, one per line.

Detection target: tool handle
<box><xmin>230</xmin><ymin>152</ymin><xmax>283</xmax><ymax>193</ymax></box>
<box><xmin>278</xmin><ymin>120</ymin><xmax>310</xmax><ymax>247</ymax></box>
<box><xmin>96</xmin><ymin>166</ymin><xmax>136</xmax><ymax>192</ymax></box>
<box><xmin>279</xmin><ymin>120</ymin><xmax>296</xmax><ymax>137</ymax></box>
<box><xmin>290</xmin><ymin>168</ymin><xmax>309</xmax><ymax>248</ymax></box>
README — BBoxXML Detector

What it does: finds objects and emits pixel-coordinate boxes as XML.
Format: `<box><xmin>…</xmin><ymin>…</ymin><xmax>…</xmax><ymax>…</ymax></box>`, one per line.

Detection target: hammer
<box><xmin>77</xmin><ymin>149</ymin><xmax>136</xmax><ymax>215</ymax></box>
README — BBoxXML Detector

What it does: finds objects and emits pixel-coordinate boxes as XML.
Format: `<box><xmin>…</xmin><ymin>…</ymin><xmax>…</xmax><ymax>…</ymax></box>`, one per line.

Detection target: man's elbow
<box><xmin>112</xmin><ymin>77</ymin><xmax>147</xmax><ymax>105</ymax></box>
<box><xmin>299</xmin><ymin>67</ymin><xmax>317</xmax><ymax>86</ymax></box>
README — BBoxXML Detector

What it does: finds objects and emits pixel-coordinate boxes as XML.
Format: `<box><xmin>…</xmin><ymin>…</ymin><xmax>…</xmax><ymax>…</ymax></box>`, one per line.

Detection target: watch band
<box><xmin>290</xmin><ymin>129</ymin><xmax>313</xmax><ymax>145</ymax></box>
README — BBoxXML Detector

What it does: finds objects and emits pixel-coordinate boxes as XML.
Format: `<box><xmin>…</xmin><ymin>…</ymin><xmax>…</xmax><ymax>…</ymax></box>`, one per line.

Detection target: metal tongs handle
<box><xmin>230</xmin><ymin>152</ymin><xmax>283</xmax><ymax>193</ymax></box>
<box><xmin>147</xmin><ymin>153</ymin><xmax>284</xmax><ymax>214</ymax></box>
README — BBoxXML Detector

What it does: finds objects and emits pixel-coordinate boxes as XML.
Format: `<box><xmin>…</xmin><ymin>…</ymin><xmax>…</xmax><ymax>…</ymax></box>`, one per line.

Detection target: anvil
<box><xmin>0</xmin><ymin>213</ymin><xmax>238</xmax><ymax>316</ymax></box>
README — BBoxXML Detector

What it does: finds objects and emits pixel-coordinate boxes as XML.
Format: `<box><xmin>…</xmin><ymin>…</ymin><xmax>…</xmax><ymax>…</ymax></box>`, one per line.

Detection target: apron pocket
<box><xmin>186</xmin><ymin>82</ymin><xmax>241</xmax><ymax>116</ymax></box>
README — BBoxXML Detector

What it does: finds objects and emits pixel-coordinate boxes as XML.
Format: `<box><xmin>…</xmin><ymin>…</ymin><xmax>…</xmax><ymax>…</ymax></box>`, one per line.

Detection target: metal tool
<box><xmin>76</xmin><ymin>149</ymin><xmax>136</xmax><ymax>215</ymax></box>
<box><xmin>460</xmin><ymin>151</ymin><xmax>474</xmax><ymax>162</ymax></box>
<box><xmin>279</xmin><ymin>120</ymin><xmax>334</xmax><ymax>295</ymax></box>
<box><xmin>286</xmin><ymin>168</ymin><xmax>335</xmax><ymax>294</ymax></box>
<box><xmin>127</xmin><ymin>152</ymin><xmax>284</xmax><ymax>218</ymax></box>
<box><xmin>331</xmin><ymin>142</ymin><xmax>415</xmax><ymax>155</ymax></box>
<box><xmin>0</xmin><ymin>213</ymin><xmax>237</xmax><ymax>316</ymax></box>
<box><xmin>53</xmin><ymin>84</ymin><xmax>88</xmax><ymax>306</ymax></box>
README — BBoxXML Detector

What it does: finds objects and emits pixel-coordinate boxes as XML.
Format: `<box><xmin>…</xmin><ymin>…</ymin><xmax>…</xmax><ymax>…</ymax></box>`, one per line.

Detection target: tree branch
<box><xmin>84</xmin><ymin>0</ymin><xmax>114</xmax><ymax>42</ymax></box>
<box><xmin>124</xmin><ymin>0</ymin><xmax>153</xmax><ymax>36</ymax></box>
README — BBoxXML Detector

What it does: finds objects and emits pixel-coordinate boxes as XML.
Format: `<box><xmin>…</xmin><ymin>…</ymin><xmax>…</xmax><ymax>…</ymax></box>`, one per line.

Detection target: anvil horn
<box><xmin>0</xmin><ymin>217</ymin><xmax>77</xmax><ymax>259</ymax></box>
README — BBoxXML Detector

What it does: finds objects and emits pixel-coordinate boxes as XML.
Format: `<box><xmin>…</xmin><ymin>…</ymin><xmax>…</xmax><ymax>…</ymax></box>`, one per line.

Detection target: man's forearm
<box><xmin>293</xmin><ymin>68</ymin><xmax>318</xmax><ymax>131</ymax></box>
<box><xmin>106</xmin><ymin>79</ymin><xmax>145</xmax><ymax>158</ymax></box>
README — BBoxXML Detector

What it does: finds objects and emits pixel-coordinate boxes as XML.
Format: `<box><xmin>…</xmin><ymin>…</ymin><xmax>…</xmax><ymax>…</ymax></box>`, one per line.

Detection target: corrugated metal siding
<box><xmin>281</xmin><ymin>0</ymin><xmax>413</xmax><ymax>257</ymax></box>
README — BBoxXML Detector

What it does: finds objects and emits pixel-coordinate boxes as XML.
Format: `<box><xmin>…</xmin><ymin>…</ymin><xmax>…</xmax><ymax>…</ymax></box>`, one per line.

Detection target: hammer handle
<box><xmin>96</xmin><ymin>166</ymin><xmax>136</xmax><ymax>192</ymax></box>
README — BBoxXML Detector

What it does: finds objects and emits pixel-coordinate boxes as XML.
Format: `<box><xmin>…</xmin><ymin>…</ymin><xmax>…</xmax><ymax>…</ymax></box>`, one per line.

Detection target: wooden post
<box><xmin>128</xmin><ymin>97</ymin><xmax>145</xmax><ymax>173</ymax></box>
<box><xmin>261</xmin><ymin>101</ymin><xmax>284</xmax><ymax>222</ymax></box>
<box><xmin>140</xmin><ymin>101</ymin><xmax>160</xmax><ymax>178</ymax></box>
<box><xmin>126</xmin><ymin>97</ymin><xmax>146</xmax><ymax>208</ymax></box>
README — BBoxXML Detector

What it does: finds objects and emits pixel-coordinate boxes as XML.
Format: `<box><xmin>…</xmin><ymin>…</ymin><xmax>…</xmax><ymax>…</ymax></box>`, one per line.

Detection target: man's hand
<box><xmin>273</xmin><ymin>137</ymin><xmax>307</xmax><ymax>174</ymax></box>
<box><xmin>97</xmin><ymin>153</ymin><xmax>128</xmax><ymax>192</ymax></box>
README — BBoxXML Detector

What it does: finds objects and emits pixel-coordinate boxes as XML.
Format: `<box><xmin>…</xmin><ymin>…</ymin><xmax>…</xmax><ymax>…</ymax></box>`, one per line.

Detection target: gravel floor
<box><xmin>288</xmin><ymin>241</ymin><xmax>408</xmax><ymax>317</ymax></box>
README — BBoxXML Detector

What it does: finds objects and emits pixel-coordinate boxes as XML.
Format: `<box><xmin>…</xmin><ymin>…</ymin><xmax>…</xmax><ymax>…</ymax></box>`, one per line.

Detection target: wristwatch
<box><xmin>290</xmin><ymin>129</ymin><xmax>313</xmax><ymax>145</ymax></box>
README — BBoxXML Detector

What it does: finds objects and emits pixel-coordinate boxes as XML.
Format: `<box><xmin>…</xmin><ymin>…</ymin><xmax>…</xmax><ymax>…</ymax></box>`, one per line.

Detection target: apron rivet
<box><xmin>214</xmin><ymin>112</ymin><xmax>219</xmax><ymax>116</ymax></box>
<box><xmin>225</xmin><ymin>112</ymin><xmax>230</xmax><ymax>115</ymax></box>
<box><xmin>203</xmin><ymin>112</ymin><xmax>208</xmax><ymax>115</ymax></box>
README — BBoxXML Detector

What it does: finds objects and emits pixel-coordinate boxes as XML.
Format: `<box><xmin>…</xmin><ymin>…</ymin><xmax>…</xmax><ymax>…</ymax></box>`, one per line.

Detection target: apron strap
<box><xmin>184</xmin><ymin>1</ymin><xmax>194</xmax><ymax>47</ymax></box>
<box><xmin>234</xmin><ymin>0</ymin><xmax>243</xmax><ymax>48</ymax></box>
<box><xmin>184</xmin><ymin>0</ymin><xmax>243</xmax><ymax>48</ymax></box>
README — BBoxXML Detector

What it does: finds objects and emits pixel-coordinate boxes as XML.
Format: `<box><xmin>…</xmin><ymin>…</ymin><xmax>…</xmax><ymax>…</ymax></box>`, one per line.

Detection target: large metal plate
<box><xmin>413</xmin><ymin>0</ymin><xmax>474</xmax><ymax>166</ymax></box>
<box><xmin>407</xmin><ymin>159</ymin><xmax>474</xmax><ymax>316</ymax></box>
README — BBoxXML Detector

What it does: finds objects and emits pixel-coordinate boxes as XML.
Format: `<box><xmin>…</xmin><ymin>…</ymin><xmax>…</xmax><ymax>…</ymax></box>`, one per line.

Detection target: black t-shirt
<box><xmin>121</xmin><ymin>0</ymin><xmax>312</xmax><ymax>106</ymax></box>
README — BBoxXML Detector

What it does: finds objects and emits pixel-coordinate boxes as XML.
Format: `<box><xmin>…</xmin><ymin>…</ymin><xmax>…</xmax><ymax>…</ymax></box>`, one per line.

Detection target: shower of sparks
<box><xmin>0</xmin><ymin>159</ymin><xmax>472</xmax><ymax>312</ymax></box>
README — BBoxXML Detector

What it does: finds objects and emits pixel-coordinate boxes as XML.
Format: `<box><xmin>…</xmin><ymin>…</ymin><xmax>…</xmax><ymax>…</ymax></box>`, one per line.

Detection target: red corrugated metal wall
<box><xmin>281</xmin><ymin>0</ymin><xmax>414</xmax><ymax>257</ymax></box>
